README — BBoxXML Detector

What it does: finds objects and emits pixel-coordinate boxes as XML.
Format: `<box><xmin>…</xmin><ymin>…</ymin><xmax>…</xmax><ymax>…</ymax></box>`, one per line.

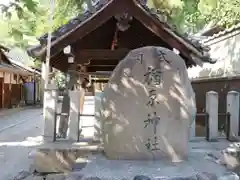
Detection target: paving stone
<box><xmin>63</xmin><ymin>173</ymin><xmax>83</xmax><ymax>180</ymax></box>
<box><xmin>46</xmin><ymin>173</ymin><xmax>66</xmax><ymax>180</ymax></box>
<box><xmin>24</xmin><ymin>175</ymin><xmax>45</xmax><ymax>180</ymax></box>
<box><xmin>218</xmin><ymin>172</ymin><xmax>239</xmax><ymax>180</ymax></box>
<box><xmin>133</xmin><ymin>175</ymin><xmax>151</xmax><ymax>180</ymax></box>
<box><xmin>41</xmin><ymin>173</ymin><xmax>239</xmax><ymax>180</ymax></box>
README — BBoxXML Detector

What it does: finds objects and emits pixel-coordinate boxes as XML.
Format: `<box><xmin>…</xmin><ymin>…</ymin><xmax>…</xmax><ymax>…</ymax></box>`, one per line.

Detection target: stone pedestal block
<box><xmin>29</xmin><ymin>149</ymin><xmax>77</xmax><ymax>173</ymax></box>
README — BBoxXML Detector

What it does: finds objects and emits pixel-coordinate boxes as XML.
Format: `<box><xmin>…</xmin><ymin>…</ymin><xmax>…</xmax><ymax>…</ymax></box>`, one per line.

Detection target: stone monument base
<box><xmin>28</xmin><ymin>141</ymin><xmax>103</xmax><ymax>173</ymax></box>
<box><xmin>28</xmin><ymin>140</ymin><xmax>237</xmax><ymax>180</ymax></box>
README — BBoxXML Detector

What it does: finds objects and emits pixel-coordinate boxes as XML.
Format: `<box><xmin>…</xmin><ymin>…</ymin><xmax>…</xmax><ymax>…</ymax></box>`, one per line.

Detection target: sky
<box><xmin>0</xmin><ymin>0</ymin><xmax>12</xmax><ymax>5</ymax></box>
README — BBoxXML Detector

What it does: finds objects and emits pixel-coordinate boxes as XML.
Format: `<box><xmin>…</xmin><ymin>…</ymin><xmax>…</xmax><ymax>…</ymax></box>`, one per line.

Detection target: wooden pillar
<box><xmin>79</xmin><ymin>75</ymin><xmax>88</xmax><ymax>114</ymax></box>
<box><xmin>9</xmin><ymin>73</ymin><xmax>12</xmax><ymax>108</ymax></box>
<box><xmin>2</xmin><ymin>72</ymin><xmax>5</xmax><ymax>108</ymax></box>
<box><xmin>79</xmin><ymin>66</ymin><xmax>87</xmax><ymax>113</ymax></box>
<box><xmin>33</xmin><ymin>71</ymin><xmax>36</xmax><ymax>105</ymax></box>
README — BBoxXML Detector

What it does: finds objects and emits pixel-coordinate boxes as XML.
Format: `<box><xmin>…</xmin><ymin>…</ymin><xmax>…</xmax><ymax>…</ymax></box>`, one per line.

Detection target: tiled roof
<box><xmin>201</xmin><ymin>23</ymin><xmax>240</xmax><ymax>43</ymax></box>
<box><xmin>0</xmin><ymin>62</ymin><xmax>34</xmax><ymax>75</ymax></box>
<box><xmin>0</xmin><ymin>44</ymin><xmax>11</xmax><ymax>64</ymax></box>
<box><xmin>27</xmin><ymin>0</ymin><xmax>214</xmax><ymax>65</ymax></box>
<box><xmin>38</xmin><ymin>0</ymin><xmax>107</xmax><ymax>46</ymax></box>
<box><xmin>0</xmin><ymin>45</ymin><xmax>39</xmax><ymax>75</ymax></box>
<box><xmin>38</xmin><ymin>1</ymin><xmax>206</xmax><ymax>51</ymax></box>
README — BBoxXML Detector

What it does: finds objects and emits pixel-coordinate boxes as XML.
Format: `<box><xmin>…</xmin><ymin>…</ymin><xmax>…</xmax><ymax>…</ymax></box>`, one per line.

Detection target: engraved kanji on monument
<box><xmin>100</xmin><ymin>46</ymin><xmax>196</xmax><ymax>161</ymax></box>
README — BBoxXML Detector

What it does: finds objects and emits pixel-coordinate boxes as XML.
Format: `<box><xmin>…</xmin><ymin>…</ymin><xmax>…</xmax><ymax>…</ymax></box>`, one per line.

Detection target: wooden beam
<box><xmin>2</xmin><ymin>72</ymin><xmax>5</xmax><ymax>108</ymax></box>
<box><xmin>89</xmin><ymin>59</ymin><xmax>119</xmax><ymax>66</ymax></box>
<box><xmin>34</xmin><ymin>0</ymin><xmax>200</xmax><ymax>66</ymax></box>
<box><xmin>92</xmin><ymin>79</ymin><xmax>109</xmax><ymax>83</ymax></box>
<box><xmin>87</xmin><ymin>66</ymin><xmax>115</xmax><ymax>72</ymax></box>
<box><xmin>50</xmin><ymin>49</ymin><xmax>128</xmax><ymax>71</ymax></box>
<box><xmin>87</xmin><ymin>65</ymin><xmax>116</xmax><ymax>67</ymax></box>
<box><xmin>76</xmin><ymin>49</ymin><xmax>129</xmax><ymax>63</ymax></box>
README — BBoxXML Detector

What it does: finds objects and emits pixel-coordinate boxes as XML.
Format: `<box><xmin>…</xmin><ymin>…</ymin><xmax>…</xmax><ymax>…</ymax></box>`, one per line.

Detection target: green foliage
<box><xmin>1</xmin><ymin>0</ymin><xmax>240</xmax><ymax>51</ymax></box>
<box><xmin>148</xmin><ymin>0</ymin><xmax>240</xmax><ymax>33</ymax></box>
<box><xmin>198</xmin><ymin>0</ymin><xmax>217</xmax><ymax>15</ymax></box>
<box><xmin>0</xmin><ymin>0</ymin><xmax>39</xmax><ymax>19</ymax></box>
<box><xmin>207</xmin><ymin>0</ymin><xmax>240</xmax><ymax>27</ymax></box>
<box><xmin>54</xmin><ymin>71</ymin><xmax>67</xmax><ymax>89</ymax></box>
<box><xmin>0</xmin><ymin>0</ymin><xmax>85</xmax><ymax>49</ymax></box>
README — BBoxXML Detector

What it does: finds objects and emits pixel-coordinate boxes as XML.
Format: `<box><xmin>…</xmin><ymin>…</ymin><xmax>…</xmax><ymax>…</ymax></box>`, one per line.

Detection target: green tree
<box><xmin>0</xmin><ymin>0</ymin><xmax>38</xmax><ymax>19</ymax></box>
<box><xmin>0</xmin><ymin>0</ymin><xmax>86</xmax><ymax>48</ymax></box>
<box><xmin>1</xmin><ymin>0</ymin><xmax>240</xmax><ymax>45</ymax></box>
<box><xmin>148</xmin><ymin>0</ymin><xmax>240</xmax><ymax>33</ymax></box>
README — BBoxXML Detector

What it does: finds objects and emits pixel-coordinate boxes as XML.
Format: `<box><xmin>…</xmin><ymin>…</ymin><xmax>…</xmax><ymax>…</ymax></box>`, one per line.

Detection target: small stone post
<box><xmin>206</xmin><ymin>91</ymin><xmax>218</xmax><ymax>141</ymax></box>
<box><xmin>68</xmin><ymin>90</ymin><xmax>81</xmax><ymax>141</ymax></box>
<box><xmin>94</xmin><ymin>91</ymin><xmax>104</xmax><ymax>142</ymax></box>
<box><xmin>43</xmin><ymin>84</ymin><xmax>58</xmax><ymax>142</ymax></box>
<box><xmin>189</xmin><ymin>117</ymin><xmax>196</xmax><ymax>141</ymax></box>
<box><xmin>227</xmin><ymin>91</ymin><xmax>240</xmax><ymax>140</ymax></box>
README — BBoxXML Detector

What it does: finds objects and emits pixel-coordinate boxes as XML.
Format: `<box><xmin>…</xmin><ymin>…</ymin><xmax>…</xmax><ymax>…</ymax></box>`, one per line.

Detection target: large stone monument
<box><xmin>100</xmin><ymin>46</ymin><xmax>196</xmax><ymax>161</ymax></box>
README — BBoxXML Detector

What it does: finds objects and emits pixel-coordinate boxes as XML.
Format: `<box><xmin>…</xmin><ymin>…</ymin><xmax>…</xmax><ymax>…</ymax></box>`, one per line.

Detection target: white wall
<box><xmin>4</xmin><ymin>72</ymin><xmax>11</xmax><ymax>83</ymax></box>
<box><xmin>188</xmin><ymin>29</ymin><xmax>240</xmax><ymax>79</ymax></box>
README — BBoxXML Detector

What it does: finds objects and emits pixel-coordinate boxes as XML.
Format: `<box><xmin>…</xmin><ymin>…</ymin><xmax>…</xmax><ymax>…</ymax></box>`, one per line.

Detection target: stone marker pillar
<box><xmin>94</xmin><ymin>91</ymin><xmax>104</xmax><ymax>142</ymax></box>
<box><xmin>206</xmin><ymin>91</ymin><xmax>218</xmax><ymax>141</ymax></box>
<box><xmin>227</xmin><ymin>91</ymin><xmax>240</xmax><ymax>140</ymax></box>
<box><xmin>43</xmin><ymin>84</ymin><xmax>58</xmax><ymax>142</ymax></box>
<box><xmin>68</xmin><ymin>90</ymin><xmax>81</xmax><ymax>141</ymax></box>
<box><xmin>101</xmin><ymin>46</ymin><xmax>196</xmax><ymax>161</ymax></box>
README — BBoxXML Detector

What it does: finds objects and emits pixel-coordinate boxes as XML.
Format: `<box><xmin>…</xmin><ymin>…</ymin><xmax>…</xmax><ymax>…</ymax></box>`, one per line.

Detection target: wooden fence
<box><xmin>1</xmin><ymin>82</ymin><xmax>23</xmax><ymax>109</ymax></box>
